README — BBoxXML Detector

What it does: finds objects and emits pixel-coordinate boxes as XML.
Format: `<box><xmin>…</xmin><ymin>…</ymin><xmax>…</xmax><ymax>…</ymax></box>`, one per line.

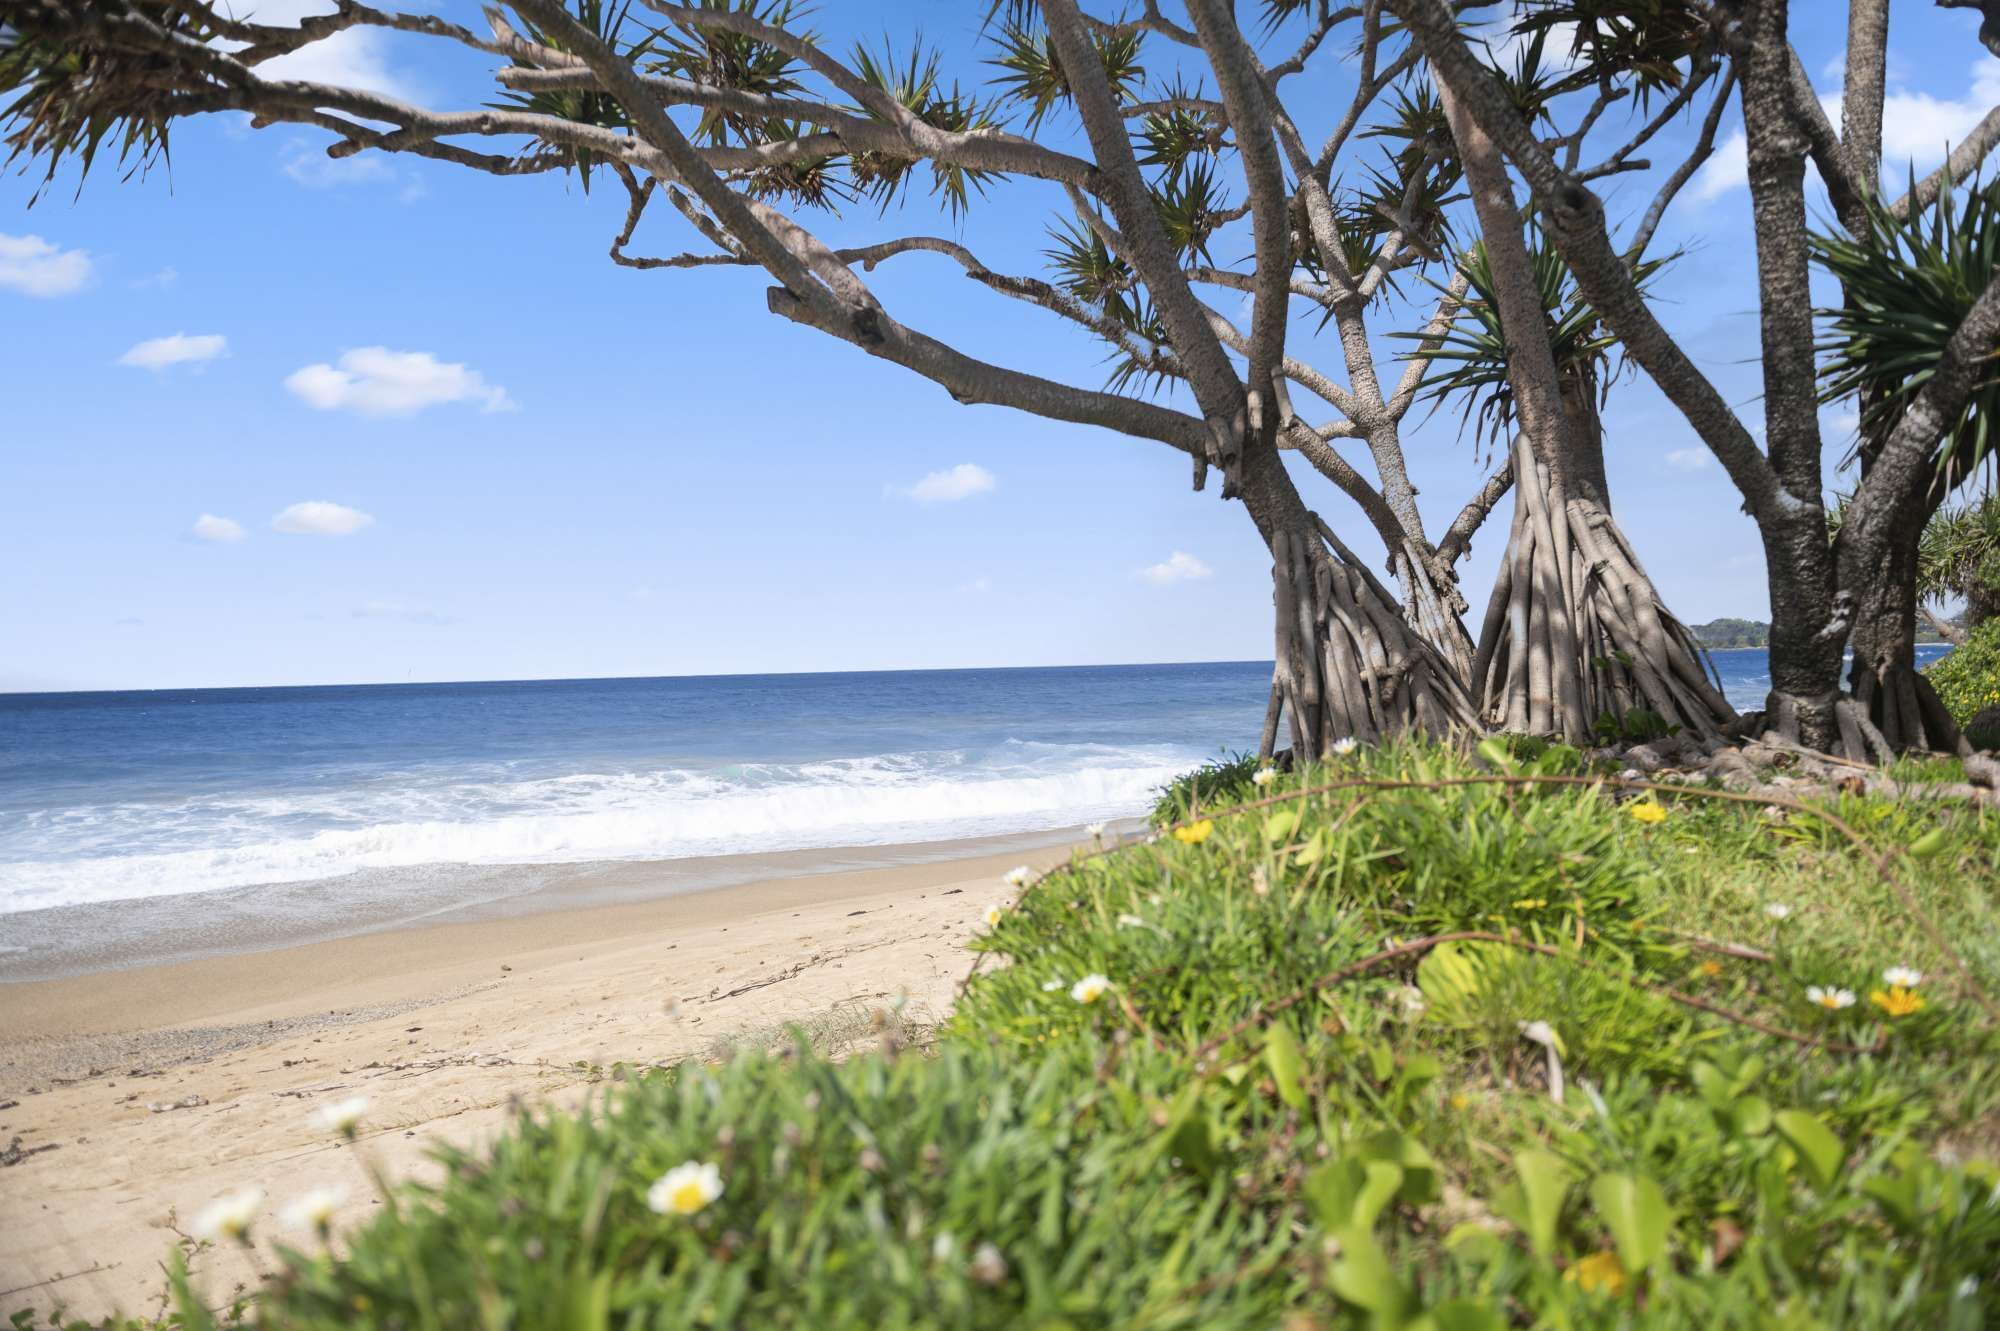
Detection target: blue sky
<box><xmin>3</xmin><ymin>2</ymin><xmax>1994</xmax><ymax>691</ymax></box>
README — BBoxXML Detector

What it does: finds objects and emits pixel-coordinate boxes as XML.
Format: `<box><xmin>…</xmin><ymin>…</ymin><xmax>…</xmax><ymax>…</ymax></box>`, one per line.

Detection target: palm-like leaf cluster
<box><xmin>1919</xmin><ymin>492</ymin><xmax>2000</xmax><ymax>620</ymax></box>
<box><xmin>988</xmin><ymin>21</ymin><xmax>1144</xmax><ymax>134</ymax></box>
<box><xmin>850</xmin><ymin>42</ymin><xmax>1001</xmax><ymax>219</ymax></box>
<box><xmin>0</xmin><ymin>0</ymin><xmax>203</xmax><ymax>196</ymax></box>
<box><xmin>490</xmin><ymin>0</ymin><xmax>665</xmax><ymax>192</ymax></box>
<box><xmin>1507</xmin><ymin>0</ymin><xmax>1717</xmax><ymax>107</ymax></box>
<box><xmin>1815</xmin><ymin>173</ymin><xmax>2000</xmax><ymax>500</ymax></box>
<box><xmin>1399</xmin><ymin>232</ymin><xmax>1662</xmax><ymax>444</ymax></box>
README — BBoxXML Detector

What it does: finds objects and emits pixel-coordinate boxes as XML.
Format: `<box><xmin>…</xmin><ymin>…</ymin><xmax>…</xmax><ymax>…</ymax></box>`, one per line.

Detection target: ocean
<box><xmin>0</xmin><ymin>648</ymin><xmax>1953</xmax><ymax>976</ymax></box>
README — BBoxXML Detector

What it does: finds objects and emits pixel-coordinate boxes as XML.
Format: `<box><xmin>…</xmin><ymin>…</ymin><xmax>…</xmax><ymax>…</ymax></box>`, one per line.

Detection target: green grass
<box><xmin>20</xmin><ymin>743</ymin><xmax>2000</xmax><ymax>1330</ymax></box>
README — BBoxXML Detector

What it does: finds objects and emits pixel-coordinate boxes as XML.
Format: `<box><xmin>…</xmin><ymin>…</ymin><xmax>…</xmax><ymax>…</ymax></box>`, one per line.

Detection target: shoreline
<box><xmin>0</xmin><ymin>823</ymin><xmax>1120</xmax><ymax>985</ymax></box>
<box><xmin>0</xmin><ymin>840</ymin><xmax>1078</xmax><ymax>1321</ymax></box>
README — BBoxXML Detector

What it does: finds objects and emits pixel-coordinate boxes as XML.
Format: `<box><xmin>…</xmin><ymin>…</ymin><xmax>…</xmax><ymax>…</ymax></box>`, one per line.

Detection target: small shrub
<box><xmin>1925</xmin><ymin>620</ymin><xmax>2000</xmax><ymax>744</ymax></box>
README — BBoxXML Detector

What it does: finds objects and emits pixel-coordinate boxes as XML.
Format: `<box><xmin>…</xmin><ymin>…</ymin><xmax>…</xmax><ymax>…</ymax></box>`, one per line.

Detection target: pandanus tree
<box><xmin>1815</xmin><ymin>174</ymin><xmax>2000</xmax><ymax>746</ymax></box>
<box><xmin>1390</xmin><ymin>0</ymin><xmax>2000</xmax><ymax>757</ymax></box>
<box><xmin>1409</xmin><ymin>231</ymin><xmax>1732</xmax><ymax>739</ymax></box>
<box><xmin>1919</xmin><ymin>493</ymin><xmax>2000</xmax><ymax>641</ymax></box>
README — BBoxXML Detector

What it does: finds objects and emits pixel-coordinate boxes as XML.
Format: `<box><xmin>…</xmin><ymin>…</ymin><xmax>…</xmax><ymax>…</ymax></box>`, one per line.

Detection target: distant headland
<box><xmin>1690</xmin><ymin>617</ymin><xmax>1951</xmax><ymax>648</ymax></box>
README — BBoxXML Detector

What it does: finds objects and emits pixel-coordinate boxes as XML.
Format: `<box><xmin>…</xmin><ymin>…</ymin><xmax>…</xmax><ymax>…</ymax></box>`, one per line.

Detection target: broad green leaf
<box><xmin>1731</xmin><ymin>1095</ymin><xmax>1773</xmax><ymax>1138</ymax></box>
<box><xmin>1304</xmin><ymin>1158</ymin><xmax>1404</xmax><ymax>1232</ymax></box>
<box><xmin>1476</xmin><ymin>736</ymin><xmax>1515</xmax><ymax>770</ymax></box>
<box><xmin>1588</xmin><ymin>1172</ymin><xmax>1669</xmax><ymax>1274</ymax></box>
<box><xmin>1264</xmin><ymin>1021</ymin><xmax>1308</xmax><ymax>1111</ymax></box>
<box><xmin>1908</xmin><ymin>827</ymin><xmax>1948</xmax><ymax>859</ymax></box>
<box><xmin>1357</xmin><ymin>1130</ymin><xmax>1440</xmax><ymax>1204</ymax></box>
<box><xmin>1328</xmin><ymin>1224</ymin><xmax>1410</xmax><ymax>1317</ymax></box>
<box><xmin>1263</xmin><ymin>807</ymin><xmax>1300</xmax><ymax>843</ymax></box>
<box><xmin>1293</xmin><ymin>827</ymin><xmax>1329</xmax><ymax>867</ymax></box>
<box><xmin>1775</xmin><ymin>1110</ymin><xmax>1845</xmax><ymax>1191</ymax></box>
<box><xmin>1513</xmin><ymin>1148</ymin><xmax>1574</xmax><ymax>1256</ymax></box>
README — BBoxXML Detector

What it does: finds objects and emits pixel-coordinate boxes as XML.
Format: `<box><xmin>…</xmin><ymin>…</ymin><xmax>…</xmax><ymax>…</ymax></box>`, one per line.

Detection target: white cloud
<box><xmin>353</xmin><ymin>599</ymin><xmax>446</xmax><ymax>625</ymax></box>
<box><xmin>956</xmin><ymin>576</ymin><xmax>993</xmax><ymax>595</ymax></box>
<box><xmin>272</xmin><ymin>500</ymin><xmax>373</xmax><ymax>535</ymax></box>
<box><xmin>892</xmin><ymin>462</ymin><xmax>997</xmax><ymax>503</ymax></box>
<box><xmin>1664</xmin><ymin>447</ymin><xmax>1711</xmax><ymax>471</ymax></box>
<box><xmin>215</xmin><ymin>0</ymin><xmax>418</xmax><ymax>101</ymax></box>
<box><xmin>284</xmin><ymin>347</ymin><xmax>514</xmax><ymax>417</ymax></box>
<box><xmin>1690</xmin><ymin>131</ymin><xmax>1750</xmax><ymax>204</ymax></box>
<box><xmin>191</xmin><ymin>514</ymin><xmax>246</xmax><ymax>543</ymax></box>
<box><xmin>0</xmin><ymin>233</ymin><xmax>93</xmax><ymax>297</ymax></box>
<box><xmin>133</xmin><ymin>266</ymin><xmax>178</xmax><ymax>289</ymax></box>
<box><xmin>1692</xmin><ymin>58</ymin><xmax>2000</xmax><ymax>204</ymax></box>
<box><xmin>1138</xmin><ymin>551</ymin><xmax>1213</xmax><ymax>585</ymax></box>
<box><xmin>119</xmin><ymin>333</ymin><xmax>227</xmax><ymax>370</ymax></box>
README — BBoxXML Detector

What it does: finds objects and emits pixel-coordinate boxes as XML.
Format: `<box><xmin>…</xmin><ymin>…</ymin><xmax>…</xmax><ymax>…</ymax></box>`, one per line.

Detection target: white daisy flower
<box><xmin>1806</xmin><ymin>985</ymin><xmax>1856</xmax><ymax>1011</ymax></box>
<box><xmin>193</xmin><ymin>1187</ymin><xmax>263</xmax><ymax>1244</ymax></box>
<box><xmin>1331</xmin><ymin>737</ymin><xmax>1358</xmax><ymax>756</ymax></box>
<box><xmin>314</xmin><ymin>1096</ymin><xmax>369</xmax><ymax>1137</ymax></box>
<box><xmin>1040</xmin><ymin>979</ymin><xmax>1065</xmax><ymax>992</ymax></box>
<box><xmin>1115</xmin><ymin>913</ymin><xmax>1145</xmax><ymax>928</ymax></box>
<box><xmin>1084</xmin><ymin>821</ymin><xmax>1106</xmax><ymax>840</ymax></box>
<box><xmin>647</xmin><ymin>1160</ymin><xmax>724</xmax><ymax>1217</ymax></box>
<box><xmin>1763</xmin><ymin>903</ymin><xmax>1792</xmax><ymax>921</ymax></box>
<box><xmin>1251</xmin><ymin>766</ymin><xmax>1278</xmax><ymax>788</ymax></box>
<box><xmin>281</xmin><ymin>1185</ymin><xmax>347</xmax><ymax>1234</ymax></box>
<box><xmin>1004</xmin><ymin>866</ymin><xmax>1032</xmax><ymax>889</ymax></box>
<box><xmin>1070</xmin><ymin>974</ymin><xmax>1111</xmax><ymax>1004</ymax></box>
<box><xmin>1882</xmin><ymin>966</ymin><xmax>1924</xmax><ymax>989</ymax></box>
<box><xmin>983</xmin><ymin>903</ymin><xmax>1004</xmax><ymax>927</ymax></box>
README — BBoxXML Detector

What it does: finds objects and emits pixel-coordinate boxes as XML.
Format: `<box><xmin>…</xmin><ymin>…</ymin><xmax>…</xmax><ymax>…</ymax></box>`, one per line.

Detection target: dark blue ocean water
<box><xmin>0</xmin><ymin>648</ymin><xmax>1953</xmax><ymax>946</ymax></box>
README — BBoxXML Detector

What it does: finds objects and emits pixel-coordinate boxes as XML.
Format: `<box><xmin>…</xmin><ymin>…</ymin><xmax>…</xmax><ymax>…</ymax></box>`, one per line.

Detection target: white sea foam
<box><xmin>0</xmin><ymin>746</ymin><xmax>1194</xmax><ymax>914</ymax></box>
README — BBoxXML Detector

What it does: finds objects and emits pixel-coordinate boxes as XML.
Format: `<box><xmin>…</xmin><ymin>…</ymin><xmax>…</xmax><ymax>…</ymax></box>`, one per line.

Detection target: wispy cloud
<box><xmin>191</xmin><ymin>514</ymin><xmax>246</xmax><ymax>543</ymax></box>
<box><xmin>1664</xmin><ymin>447</ymin><xmax>1711</xmax><ymax>472</ymax></box>
<box><xmin>272</xmin><ymin>500</ymin><xmax>373</xmax><ymax>536</ymax></box>
<box><xmin>0</xmin><ymin>233</ymin><xmax>93</xmax><ymax>297</ymax></box>
<box><xmin>890</xmin><ymin>462</ymin><xmax>997</xmax><ymax>504</ymax></box>
<box><xmin>1138</xmin><ymin>551</ymin><xmax>1213</xmax><ymax>585</ymax></box>
<box><xmin>284</xmin><ymin>347</ymin><xmax>514</xmax><ymax>417</ymax></box>
<box><xmin>120</xmin><ymin>333</ymin><xmax>227</xmax><ymax>370</ymax></box>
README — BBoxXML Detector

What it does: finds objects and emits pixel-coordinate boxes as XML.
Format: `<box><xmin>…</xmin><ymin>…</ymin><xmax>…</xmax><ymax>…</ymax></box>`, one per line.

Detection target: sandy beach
<box><xmin>0</xmin><ymin>841</ymin><xmax>1074</xmax><ymax>1322</ymax></box>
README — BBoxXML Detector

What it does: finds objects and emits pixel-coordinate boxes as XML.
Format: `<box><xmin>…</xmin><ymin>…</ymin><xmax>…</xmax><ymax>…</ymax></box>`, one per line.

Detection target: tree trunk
<box><xmin>1438</xmin><ymin>81</ymin><xmax>1731</xmax><ymax>745</ymax></box>
<box><xmin>1234</xmin><ymin>440</ymin><xmax>1481</xmax><ymax>761</ymax></box>
<box><xmin>1846</xmin><ymin>484</ymin><xmax>1968</xmax><ymax>754</ymax></box>
<box><xmin>1469</xmin><ymin>434</ymin><xmax>1734</xmax><ymax>742</ymax></box>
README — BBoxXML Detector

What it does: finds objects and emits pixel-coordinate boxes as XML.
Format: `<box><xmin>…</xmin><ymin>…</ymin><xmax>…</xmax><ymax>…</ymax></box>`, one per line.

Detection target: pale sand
<box><xmin>0</xmin><ymin>843</ymin><xmax>1074</xmax><ymax>1321</ymax></box>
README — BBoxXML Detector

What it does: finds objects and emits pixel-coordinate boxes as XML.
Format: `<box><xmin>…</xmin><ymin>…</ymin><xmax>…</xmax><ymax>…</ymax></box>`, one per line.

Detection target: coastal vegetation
<box><xmin>24</xmin><ymin>740</ymin><xmax>1998</xmax><ymax>1329</ymax></box>
<box><xmin>7</xmin><ymin>0</ymin><xmax>2000</xmax><ymax>758</ymax></box>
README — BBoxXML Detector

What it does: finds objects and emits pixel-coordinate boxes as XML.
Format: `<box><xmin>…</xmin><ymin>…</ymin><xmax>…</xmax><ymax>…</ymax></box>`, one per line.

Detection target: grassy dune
<box><xmin>41</xmin><ymin>742</ymin><xmax>2000</xmax><ymax>1330</ymax></box>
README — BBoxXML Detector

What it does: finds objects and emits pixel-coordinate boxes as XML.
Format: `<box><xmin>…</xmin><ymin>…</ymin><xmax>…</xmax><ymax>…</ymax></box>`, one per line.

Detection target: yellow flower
<box><xmin>1172</xmin><ymin>819</ymin><xmax>1214</xmax><ymax>845</ymax></box>
<box><xmin>1627</xmin><ymin>801</ymin><xmax>1667</xmax><ymax>825</ymax></box>
<box><xmin>1870</xmin><ymin>985</ymin><xmax>1925</xmax><ymax>1018</ymax></box>
<box><xmin>1565</xmin><ymin>1249</ymin><xmax>1628</xmax><ymax>1296</ymax></box>
<box><xmin>647</xmin><ymin>1161</ymin><xmax>723</xmax><ymax>1217</ymax></box>
<box><xmin>1512</xmin><ymin>897</ymin><xmax>1547</xmax><ymax>910</ymax></box>
<box><xmin>1449</xmin><ymin>1093</ymin><xmax>1469</xmax><ymax>1111</ymax></box>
